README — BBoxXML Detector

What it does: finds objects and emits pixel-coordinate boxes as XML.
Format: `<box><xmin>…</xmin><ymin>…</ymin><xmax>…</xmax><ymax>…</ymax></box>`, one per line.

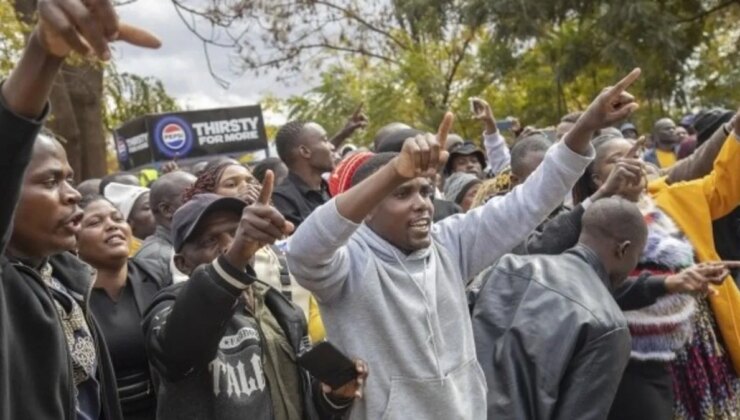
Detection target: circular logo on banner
<box><xmin>115</xmin><ymin>136</ymin><xmax>129</xmax><ymax>162</ymax></box>
<box><xmin>154</xmin><ymin>116</ymin><xmax>193</xmax><ymax>158</ymax></box>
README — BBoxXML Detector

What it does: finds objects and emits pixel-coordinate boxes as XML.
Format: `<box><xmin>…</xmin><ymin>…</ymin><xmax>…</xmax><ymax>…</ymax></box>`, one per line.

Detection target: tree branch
<box><xmin>674</xmin><ymin>0</ymin><xmax>739</xmax><ymax>24</ymax></box>
<box><xmin>313</xmin><ymin>0</ymin><xmax>409</xmax><ymax>50</ymax></box>
<box><xmin>442</xmin><ymin>29</ymin><xmax>476</xmax><ymax>107</ymax></box>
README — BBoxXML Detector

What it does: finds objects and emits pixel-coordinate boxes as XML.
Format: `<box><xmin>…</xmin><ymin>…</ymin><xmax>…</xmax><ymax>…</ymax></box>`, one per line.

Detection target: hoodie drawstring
<box><xmin>392</xmin><ymin>251</ymin><xmax>445</xmax><ymax>382</ymax></box>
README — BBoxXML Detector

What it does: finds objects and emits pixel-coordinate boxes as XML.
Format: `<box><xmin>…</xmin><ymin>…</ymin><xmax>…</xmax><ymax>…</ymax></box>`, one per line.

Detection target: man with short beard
<box><xmin>287</xmin><ymin>68</ymin><xmax>642</xmax><ymax>420</ymax></box>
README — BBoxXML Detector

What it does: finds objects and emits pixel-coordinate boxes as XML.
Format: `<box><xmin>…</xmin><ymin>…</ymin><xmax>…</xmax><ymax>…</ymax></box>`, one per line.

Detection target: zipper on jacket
<box><xmin>13</xmin><ymin>263</ymin><xmax>77</xmax><ymax>420</ymax></box>
<box><xmin>82</xmin><ymin>268</ymin><xmax>114</xmax><ymax>420</ymax></box>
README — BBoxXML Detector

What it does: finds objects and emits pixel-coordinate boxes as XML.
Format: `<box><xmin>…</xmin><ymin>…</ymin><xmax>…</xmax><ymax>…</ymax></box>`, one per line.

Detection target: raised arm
<box><xmin>435</xmin><ymin>69</ymin><xmax>642</xmax><ymax>280</ymax></box>
<box><xmin>665</xmin><ymin>118</ymin><xmax>735</xmax><ymax>184</ymax></box>
<box><xmin>1</xmin><ymin>0</ymin><xmax>158</xmax><ymax>253</ymax></box>
<box><xmin>335</xmin><ymin>113</ymin><xmax>453</xmax><ymax>223</ymax></box>
<box><xmin>145</xmin><ymin>173</ymin><xmax>292</xmax><ymax>379</ymax></box>
<box><xmin>0</xmin><ymin>37</ymin><xmax>59</xmax><ymax>253</ymax></box>
<box><xmin>288</xmin><ymin>114</ymin><xmax>454</xmax><ymax>301</ymax></box>
<box><xmin>329</xmin><ymin>103</ymin><xmax>369</xmax><ymax>148</ymax></box>
<box><xmin>697</xmin><ymin>109</ymin><xmax>740</xmax><ymax>220</ymax></box>
<box><xmin>471</xmin><ymin>97</ymin><xmax>511</xmax><ymax>175</ymax></box>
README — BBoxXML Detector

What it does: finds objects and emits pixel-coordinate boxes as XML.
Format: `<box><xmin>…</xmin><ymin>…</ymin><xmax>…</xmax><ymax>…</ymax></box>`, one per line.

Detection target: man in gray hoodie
<box><xmin>286</xmin><ymin>69</ymin><xmax>642</xmax><ymax>420</ymax></box>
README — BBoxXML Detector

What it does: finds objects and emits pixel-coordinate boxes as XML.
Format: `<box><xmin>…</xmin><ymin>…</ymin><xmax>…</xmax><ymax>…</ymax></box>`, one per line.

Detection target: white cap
<box><xmin>103</xmin><ymin>182</ymin><xmax>149</xmax><ymax>220</ymax></box>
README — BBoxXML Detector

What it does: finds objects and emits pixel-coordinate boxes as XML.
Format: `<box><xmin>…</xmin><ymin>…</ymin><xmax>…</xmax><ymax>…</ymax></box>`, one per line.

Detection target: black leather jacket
<box><xmin>133</xmin><ymin>225</ymin><xmax>174</xmax><ymax>288</ymax></box>
<box><xmin>472</xmin><ymin>246</ymin><xmax>631</xmax><ymax>420</ymax></box>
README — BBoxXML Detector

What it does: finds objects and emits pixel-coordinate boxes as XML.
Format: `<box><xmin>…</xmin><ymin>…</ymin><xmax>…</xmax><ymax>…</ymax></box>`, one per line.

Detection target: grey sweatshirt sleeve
<box><xmin>434</xmin><ymin>141</ymin><xmax>594</xmax><ymax>282</ymax></box>
<box><xmin>286</xmin><ymin>199</ymin><xmax>359</xmax><ymax>303</ymax></box>
<box><xmin>484</xmin><ymin>131</ymin><xmax>511</xmax><ymax>176</ymax></box>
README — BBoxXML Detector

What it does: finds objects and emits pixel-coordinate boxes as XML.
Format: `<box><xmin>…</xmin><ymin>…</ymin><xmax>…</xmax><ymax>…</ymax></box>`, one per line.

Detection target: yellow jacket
<box><xmin>308</xmin><ymin>295</ymin><xmax>327</xmax><ymax>343</ymax></box>
<box><xmin>648</xmin><ymin>132</ymin><xmax>740</xmax><ymax>373</ymax></box>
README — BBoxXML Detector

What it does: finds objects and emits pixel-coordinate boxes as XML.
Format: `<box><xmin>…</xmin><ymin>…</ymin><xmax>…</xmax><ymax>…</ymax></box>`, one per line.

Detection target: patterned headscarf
<box><xmin>471</xmin><ymin>166</ymin><xmax>513</xmax><ymax>208</ymax></box>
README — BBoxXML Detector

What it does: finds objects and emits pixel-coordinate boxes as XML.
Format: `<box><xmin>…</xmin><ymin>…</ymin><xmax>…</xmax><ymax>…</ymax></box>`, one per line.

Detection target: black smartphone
<box><xmin>297</xmin><ymin>341</ymin><xmax>357</xmax><ymax>389</ymax></box>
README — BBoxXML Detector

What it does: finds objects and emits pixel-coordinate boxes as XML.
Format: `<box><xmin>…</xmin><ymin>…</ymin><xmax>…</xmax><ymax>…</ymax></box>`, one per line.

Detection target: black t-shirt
<box><xmin>91</xmin><ymin>281</ymin><xmax>156</xmax><ymax>419</ymax></box>
<box><xmin>272</xmin><ymin>172</ymin><xmax>331</xmax><ymax>227</ymax></box>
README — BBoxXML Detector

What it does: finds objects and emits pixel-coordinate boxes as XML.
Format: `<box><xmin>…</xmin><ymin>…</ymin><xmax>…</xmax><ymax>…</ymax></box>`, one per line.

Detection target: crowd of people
<box><xmin>1</xmin><ymin>1</ymin><xmax>740</xmax><ymax>420</ymax></box>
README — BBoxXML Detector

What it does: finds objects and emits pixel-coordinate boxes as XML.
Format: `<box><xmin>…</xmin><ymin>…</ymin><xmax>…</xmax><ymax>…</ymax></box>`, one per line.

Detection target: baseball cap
<box><xmin>620</xmin><ymin>123</ymin><xmax>637</xmax><ymax>133</ymax></box>
<box><xmin>171</xmin><ymin>193</ymin><xmax>247</xmax><ymax>252</ymax></box>
<box><xmin>692</xmin><ymin>108</ymin><xmax>734</xmax><ymax>145</ymax></box>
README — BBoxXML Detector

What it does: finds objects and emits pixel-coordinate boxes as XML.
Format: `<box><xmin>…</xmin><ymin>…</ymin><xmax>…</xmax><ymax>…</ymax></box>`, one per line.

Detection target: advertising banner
<box><xmin>114</xmin><ymin>105</ymin><xmax>269</xmax><ymax>170</ymax></box>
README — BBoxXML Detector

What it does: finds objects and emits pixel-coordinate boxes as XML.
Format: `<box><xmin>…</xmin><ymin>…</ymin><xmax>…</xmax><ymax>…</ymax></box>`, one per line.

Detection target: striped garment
<box><xmin>625</xmin><ymin>294</ymin><xmax>695</xmax><ymax>362</ymax></box>
<box><xmin>623</xmin><ymin>197</ymin><xmax>696</xmax><ymax>363</ymax></box>
<box><xmin>636</xmin><ymin>196</ymin><xmax>740</xmax><ymax>419</ymax></box>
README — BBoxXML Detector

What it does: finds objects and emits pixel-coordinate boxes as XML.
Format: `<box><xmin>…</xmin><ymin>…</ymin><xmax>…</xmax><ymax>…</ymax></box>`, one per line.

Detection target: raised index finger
<box><xmin>437</xmin><ymin>112</ymin><xmax>454</xmax><ymax>150</ymax></box>
<box><xmin>612</xmin><ymin>68</ymin><xmax>641</xmax><ymax>95</ymax></box>
<box><xmin>353</xmin><ymin>102</ymin><xmax>364</xmax><ymax>117</ymax></box>
<box><xmin>626</xmin><ymin>136</ymin><xmax>646</xmax><ymax>158</ymax></box>
<box><xmin>116</xmin><ymin>23</ymin><xmax>162</xmax><ymax>49</ymax></box>
<box><xmin>258</xmin><ymin>170</ymin><xmax>274</xmax><ymax>205</ymax></box>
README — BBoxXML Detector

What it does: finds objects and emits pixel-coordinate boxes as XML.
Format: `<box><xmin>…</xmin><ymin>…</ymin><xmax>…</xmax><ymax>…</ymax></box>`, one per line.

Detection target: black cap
<box><xmin>444</xmin><ymin>141</ymin><xmax>487</xmax><ymax>175</ymax></box>
<box><xmin>692</xmin><ymin>108</ymin><xmax>734</xmax><ymax>145</ymax></box>
<box><xmin>172</xmin><ymin>193</ymin><xmax>247</xmax><ymax>252</ymax></box>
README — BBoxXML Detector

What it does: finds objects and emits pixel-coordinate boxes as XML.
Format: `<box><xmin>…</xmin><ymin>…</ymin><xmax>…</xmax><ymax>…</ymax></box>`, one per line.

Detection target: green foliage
<box><xmin>0</xmin><ymin>2</ymin><xmax>29</xmax><ymax>77</ymax></box>
<box><xmin>103</xmin><ymin>64</ymin><xmax>180</xmax><ymax>131</ymax></box>
<box><xmin>231</xmin><ymin>0</ymin><xmax>739</xmax><ymax>143</ymax></box>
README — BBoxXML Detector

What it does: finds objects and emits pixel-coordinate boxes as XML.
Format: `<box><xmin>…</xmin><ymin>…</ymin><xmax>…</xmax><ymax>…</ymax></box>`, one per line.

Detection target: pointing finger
<box><xmin>627</xmin><ymin>136</ymin><xmax>646</xmax><ymax>158</ymax></box>
<box><xmin>258</xmin><ymin>170</ymin><xmax>274</xmax><ymax>205</ymax></box>
<box><xmin>437</xmin><ymin>112</ymin><xmax>454</xmax><ymax>151</ymax></box>
<box><xmin>612</xmin><ymin>68</ymin><xmax>642</xmax><ymax>95</ymax></box>
<box><xmin>116</xmin><ymin>23</ymin><xmax>162</xmax><ymax>49</ymax></box>
<box><xmin>353</xmin><ymin>102</ymin><xmax>364</xmax><ymax>118</ymax></box>
<box><xmin>719</xmin><ymin>261</ymin><xmax>740</xmax><ymax>269</ymax></box>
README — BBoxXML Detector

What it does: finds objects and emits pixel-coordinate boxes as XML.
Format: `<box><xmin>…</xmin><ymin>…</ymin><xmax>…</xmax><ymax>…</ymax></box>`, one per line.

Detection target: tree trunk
<box><xmin>14</xmin><ymin>0</ymin><xmax>108</xmax><ymax>181</ymax></box>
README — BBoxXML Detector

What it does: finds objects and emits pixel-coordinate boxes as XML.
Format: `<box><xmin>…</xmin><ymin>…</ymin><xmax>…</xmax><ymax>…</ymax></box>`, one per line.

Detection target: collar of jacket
<box><xmin>568</xmin><ymin>244</ymin><xmax>611</xmax><ymax>291</ymax></box>
<box><xmin>287</xmin><ymin>171</ymin><xmax>328</xmax><ymax>196</ymax></box>
<box><xmin>154</xmin><ymin>224</ymin><xmax>173</xmax><ymax>245</ymax></box>
<box><xmin>7</xmin><ymin>252</ymin><xmax>95</xmax><ymax>301</ymax></box>
<box><xmin>127</xmin><ymin>259</ymin><xmax>165</xmax><ymax>313</ymax></box>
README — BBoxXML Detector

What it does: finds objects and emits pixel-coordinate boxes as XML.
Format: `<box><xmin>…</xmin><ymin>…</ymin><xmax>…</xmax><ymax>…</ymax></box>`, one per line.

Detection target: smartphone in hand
<box><xmin>297</xmin><ymin>341</ymin><xmax>357</xmax><ymax>389</ymax></box>
<box><xmin>469</xmin><ymin>97</ymin><xmax>484</xmax><ymax>115</ymax></box>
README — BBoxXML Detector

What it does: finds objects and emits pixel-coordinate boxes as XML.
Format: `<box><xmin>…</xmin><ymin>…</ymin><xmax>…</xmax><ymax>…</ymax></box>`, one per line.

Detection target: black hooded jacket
<box><xmin>0</xmin><ymin>94</ymin><xmax>122</xmax><ymax>420</ymax></box>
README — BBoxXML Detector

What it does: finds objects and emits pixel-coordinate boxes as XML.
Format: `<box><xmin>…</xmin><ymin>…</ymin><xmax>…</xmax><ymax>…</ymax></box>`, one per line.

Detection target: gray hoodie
<box><xmin>287</xmin><ymin>141</ymin><xmax>593</xmax><ymax>420</ymax></box>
